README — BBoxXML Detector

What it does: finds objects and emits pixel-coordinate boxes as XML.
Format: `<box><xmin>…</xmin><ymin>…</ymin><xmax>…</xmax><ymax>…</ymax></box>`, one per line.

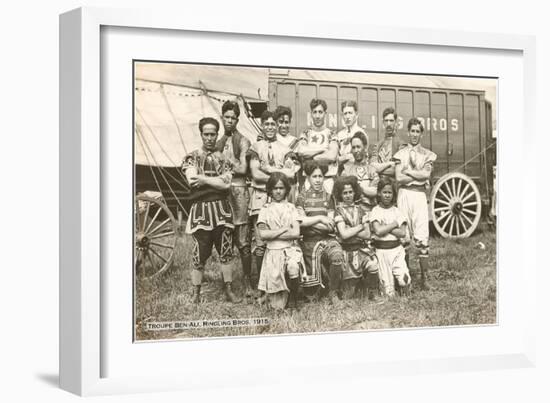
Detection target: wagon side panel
<box><xmin>485</xmin><ymin>101</ymin><xmax>496</xmax><ymax>200</ymax></box>
<box><xmin>296</xmin><ymin>83</ymin><xmax>317</xmax><ymax>134</ymax></box>
<box><xmin>360</xmin><ymin>87</ymin><xmax>379</xmax><ymax>141</ymax></box>
<box><xmin>273</xmin><ymin>81</ymin><xmax>297</xmax><ymax>136</ymax></box>
<box><xmin>448</xmin><ymin>93</ymin><xmax>466</xmax><ymax>173</ymax></box>
<box><xmin>464</xmin><ymin>94</ymin><xmax>482</xmax><ymax>180</ymax></box>
<box><xmin>319</xmin><ymin>84</ymin><xmax>339</xmax><ymax>129</ymax></box>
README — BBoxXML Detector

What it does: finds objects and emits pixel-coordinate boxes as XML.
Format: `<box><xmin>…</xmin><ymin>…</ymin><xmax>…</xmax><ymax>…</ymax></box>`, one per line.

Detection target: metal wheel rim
<box><xmin>430</xmin><ymin>172</ymin><xmax>482</xmax><ymax>239</ymax></box>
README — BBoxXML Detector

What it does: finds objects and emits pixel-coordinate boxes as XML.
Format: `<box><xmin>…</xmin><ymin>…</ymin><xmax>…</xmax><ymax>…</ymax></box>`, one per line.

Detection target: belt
<box><xmin>341</xmin><ymin>242</ymin><xmax>366</xmax><ymax>252</ymax></box>
<box><xmin>402</xmin><ymin>184</ymin><xmax>427</xmax><ymax>192</ymax></box>
<box><xmin>373</xmin><ymin>240</ymin><xmax>402</xmax><ymax>249</ymax></box>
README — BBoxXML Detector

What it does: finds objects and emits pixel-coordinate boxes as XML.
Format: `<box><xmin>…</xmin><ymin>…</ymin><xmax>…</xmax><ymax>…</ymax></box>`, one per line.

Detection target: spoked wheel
<box><xmin>430</xmin><ymin>172</ymin><xmax>482</xmax><ymax>238</ymax></box>
<box><xmin>135</xmin><ymin>194</ymin><xmax>178</xmax><ymax>279</ymax></box>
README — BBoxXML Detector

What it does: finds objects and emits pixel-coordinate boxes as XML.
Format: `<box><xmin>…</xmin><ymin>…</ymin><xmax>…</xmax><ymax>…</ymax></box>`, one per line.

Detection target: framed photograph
<box><xmin>60</xmin><ymin>7</ymin><xmax>536</xmax><ymax>396</ymax></box>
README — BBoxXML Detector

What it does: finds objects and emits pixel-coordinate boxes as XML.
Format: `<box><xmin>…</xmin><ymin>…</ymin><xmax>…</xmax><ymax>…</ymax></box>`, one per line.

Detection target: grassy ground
<box><xmin>135</xmin><ymin>224</ymin><xmax>496</xmax><ymax>341</ymax></box>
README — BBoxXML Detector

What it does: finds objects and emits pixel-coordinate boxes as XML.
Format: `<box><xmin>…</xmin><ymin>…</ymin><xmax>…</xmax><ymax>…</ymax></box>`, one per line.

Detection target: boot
<box><xmin>328</xmin><ymin>290</ymin><xmax>344</xmax><ymax>307</ymax></box>
<box><xmin>224</xmin><ymin>282</ymin><xmax>242</xmax><ymax>303</ymax></box>
<box><xmin>190</xmin><ymin>269</ymin><xmax>203</xmax><ymax>304</ymax></box>
<box><xmin>243</xmin><ymin>276</ymin><xmax>253</xmax><ymax>298</ymax></box>
<box><xmin>419</xmin><ymin>257</ymin><xmax>430</xmax><ymax>291</ymax></box>
<box><xmin>191</xmin><ymin>285</ymin><xmax>201</xmax><ymax>304</ymax></box>
<box><xmin>399</xmin><ymin>273</ymin><xmax>411</xmax><ymax>297</ymax></box>
<box><xmin>399</xmin><ymin>283</ymin><xmax>411</xmax><ymax>297</ymax></box>
<box><xmin>287</xmin><ymin>277</ymin><xmax>301</xmax><ymax>310</ymax></box>
<box><xmin>365</xmin><ymin>272</ymin><xmax>381</xmax><ymax>302</ymax></box>
<box><xmin>256</xmin><ymin>290</ymin><xmax>267</xmax><ymax>306</ymax></box>
<box><xmin>368</xmin><ymin>288</ymin><xmax>381</xmax><ymax>302</ymax></box>
<box><xmin>241</xmin><ymin>251</ymin><xmax>253</xmax><ymax>298</ymax></box>
<box><xmin>328</xmin><ymin>264</ymin><xmax>343</xmax><ymax>298</ymax></box>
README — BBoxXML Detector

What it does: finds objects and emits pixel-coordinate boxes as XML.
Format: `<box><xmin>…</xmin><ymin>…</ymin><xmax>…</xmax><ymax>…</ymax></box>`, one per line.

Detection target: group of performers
<box><xmin>181</xmin><ymin>98</ymin><xmax>437</xmax><ymax>309</ymax></box>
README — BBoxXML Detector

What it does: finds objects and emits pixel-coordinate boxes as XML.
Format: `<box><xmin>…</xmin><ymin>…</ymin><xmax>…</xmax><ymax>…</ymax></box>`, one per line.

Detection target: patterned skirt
<box><xmin>258</xmin><ymin>246</ymin><xmax>303</xmax><ymax>294</ymax></box>
<box><xmin>342</xmin><ymin>246</ymin><xmax>378</xmax><ymax>280</ymax></box>
<box><xmin>185</xmin><ymin>199</ymin><xmax>234</xmax><ymax>234</ymax></box>
<box><xmin>299</xmin><ymin>239</ymin><xmax>330</xmax><ymax>288</ymax></box>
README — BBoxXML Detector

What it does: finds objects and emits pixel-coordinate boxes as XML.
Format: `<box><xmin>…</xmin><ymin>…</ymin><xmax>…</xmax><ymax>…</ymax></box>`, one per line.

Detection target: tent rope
<box><xmin>136</xmin><ymin>127</ymin><xmax>166</xmax><ymax>195</ymax></box>
<box><xmin>135</xmin><ymin>111</ymin><xmax>190</xmax><ymax>189</ymax></box>
<box><xmin>450</xmin><ymin>141</ymin><xmax>496</xmax><ymax>173</ymax></box>
<box><xmin>136</xmin><ymin>127</ymin><xmax>189</xmax><ymax>217</ymax></box>
<box><xmin>198</xmin><ymin>80</ymin><xmax>224</xmax><ymax>121</ymax></box>
<box><xmin>136</xmin><ymin>78</ymin><xmax>264</xmax><ymax>102</ymax></box>
<box><xmin>159</xmin><ymin>84</ymin><xmax>188</xmax><ymax>155</ymax></box>
<box><xmin>136</xmin><ymin>108</ymin><xmax>180</xmax><ymax>168</ymax></box>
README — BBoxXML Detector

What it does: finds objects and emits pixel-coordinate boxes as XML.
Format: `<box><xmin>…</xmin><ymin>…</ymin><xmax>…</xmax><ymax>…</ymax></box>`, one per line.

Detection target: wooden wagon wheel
<box><xmin>135</xmin><ymin>194</ymin><xmax>178</xmax><ymax>279</ymax></box>
<box><xmin>430</xmin><ymin>172</ymin><xmax>482</xmax><ymax>238</ymax></box>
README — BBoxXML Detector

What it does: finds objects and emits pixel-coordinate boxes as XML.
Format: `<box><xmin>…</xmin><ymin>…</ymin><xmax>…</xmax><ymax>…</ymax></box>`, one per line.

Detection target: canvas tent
<box><xmin>135</xmin><ymin>63</ymin><xmax>269</xmax><ymax>168</ymax></box>
<box><xmin>135</xmin><ymin>63</ymin><xmax>270</xmax><ymax>217</ymax></box>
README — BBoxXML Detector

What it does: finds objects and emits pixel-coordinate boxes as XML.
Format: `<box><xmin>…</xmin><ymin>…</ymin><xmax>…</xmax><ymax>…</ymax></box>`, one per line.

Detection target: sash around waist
<box><xmin>401</xmin><ymin>184</ymin><xmax>428</xmax><ymax>192</ymax></box>
<box><xmin>372</xmin><ymin>240</ymin><xmax>402</xmax><ymax>249</ymax></box>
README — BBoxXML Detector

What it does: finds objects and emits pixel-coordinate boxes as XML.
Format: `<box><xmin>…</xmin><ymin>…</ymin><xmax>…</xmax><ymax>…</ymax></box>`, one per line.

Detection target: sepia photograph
<box><xmin>133</xmin><ymin>61</ymin><xmax>497</xmax><ymax>341</ymax></box>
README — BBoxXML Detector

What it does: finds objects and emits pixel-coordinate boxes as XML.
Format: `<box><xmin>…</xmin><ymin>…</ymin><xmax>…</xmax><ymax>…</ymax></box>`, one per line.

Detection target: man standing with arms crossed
<box><xmin>182</xmin><ymin>117</ymin><xmax>241</xmax><ymax>304</ymax></box>
<box><xmin>394</xmin><ymin>118</ymin><xmax>437</xmax><ymax>291</ymax></box>
<box><xmin>215</xmin><ymin>101</ymin><xmax>254</xmax><ymax>297</ymax></box>
<box><xmin>295</xmin><ymin>98</ymin><xmax>339</xmax><ymax>194</ymax></box>
<box><xmin>371</xmin><ymin>107</ymin><xmax>401</xmax><ymax>177</ymax></box>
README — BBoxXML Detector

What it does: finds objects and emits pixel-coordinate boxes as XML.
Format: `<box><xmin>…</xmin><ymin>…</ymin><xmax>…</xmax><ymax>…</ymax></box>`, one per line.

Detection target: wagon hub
<box><xmin>136</xmin><ymin>232</ymin><xmax>150</xmax><ymax>249</ymax></box>
<box><xmin>452</xmin><ymin>201</ymin><xmax>463</xmax><ymax>215</ymax></box>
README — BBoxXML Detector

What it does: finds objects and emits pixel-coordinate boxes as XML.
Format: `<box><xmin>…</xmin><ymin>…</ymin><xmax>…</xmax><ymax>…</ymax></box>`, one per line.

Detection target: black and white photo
<box><xmin>134</xmin><ymin>61</ymin><xmax>497</xmax><ymax>341</ymax></box>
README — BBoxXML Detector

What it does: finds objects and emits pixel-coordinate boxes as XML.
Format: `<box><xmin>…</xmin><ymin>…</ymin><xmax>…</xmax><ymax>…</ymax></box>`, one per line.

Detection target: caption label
<box><xmin>143</xmin><ymin>317</ymin><xmax>270</xmax><ymax>331</ymax></box>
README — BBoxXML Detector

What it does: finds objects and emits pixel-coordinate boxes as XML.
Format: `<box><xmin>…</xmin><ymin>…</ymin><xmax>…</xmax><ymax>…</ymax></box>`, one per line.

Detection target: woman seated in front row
<box><xmin>332</xmin><ymin>176</ymin><xmax>380</xmax><ymax>301</ymax></box>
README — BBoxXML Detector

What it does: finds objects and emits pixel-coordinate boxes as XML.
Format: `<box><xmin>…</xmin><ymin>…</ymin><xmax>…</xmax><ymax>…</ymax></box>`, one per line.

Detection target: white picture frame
<box><xmin>59</xmin><ymin>6</ymin><xmax>537</xmax><ymax>396</ymax></box>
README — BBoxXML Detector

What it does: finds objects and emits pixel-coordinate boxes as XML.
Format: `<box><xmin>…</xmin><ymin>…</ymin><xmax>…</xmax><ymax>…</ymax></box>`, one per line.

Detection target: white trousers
<box><xmin>376</xmin><ymin>245</ymin><xmax>410</xmax><ymax>296</ymax></box>
<box><xmin>397</xmin><ymin>188</ymin><xmax>429</xmax><ymax>249</ymax></box>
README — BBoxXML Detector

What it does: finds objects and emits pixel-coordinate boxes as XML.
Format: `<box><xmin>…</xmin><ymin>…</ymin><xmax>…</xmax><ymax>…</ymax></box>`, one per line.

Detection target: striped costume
<box><xmin>297</xmin><ymin>127</ymin><xmax>338</xmax><ymax>194</ymax></box>
<box><xmin>296</xmin><ymin>189</ymin><xmax>344</xmax><ymax>290</ymax></box>
<box><xmin>334</xmin><ymin>203</ymin><xmax>378</xmax><ymax>281</ymax></box>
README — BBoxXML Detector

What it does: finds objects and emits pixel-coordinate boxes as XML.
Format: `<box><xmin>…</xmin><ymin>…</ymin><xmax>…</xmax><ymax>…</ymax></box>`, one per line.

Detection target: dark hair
<box><xmin>332</xmin><ymin>175</ymin><xmax>361</xmax><ymax>202</ymax></box>
<box><xmin>221</xmin><ymin>100</ymin><xmax>240</xmax><ymax>118</ymax></box>
<box><xmin>260</xmin><ymin>110</ymin><xmax>276</xmax><ymax>123</ymax></box>
<box><xmin>351</xmin><ymin>131</ymin><xmax>368</xmax><ymax>147</ymax></box>
<box><xmin>266</xmin><ymin>172</ymin><xmax>291</xmax><ymax>198</ymax></box>
<box><xmin>376</xmin><ymin>176</ymin><xmax>397</xmax><ymax>204</ymax></box>
<box><xmin>199</xmin><ymin>117</ymin><xmax>220</xmax><ymax>133</ymax></box>
<box><xmin>382</xmin><ymin>107</ymin><xmax>396</xmax><ymax>120</ymax></box>
<box><xmin>274</xmin><ymin>105</ymin><xmax>292</xmax><ymax>121</ymax></box>
<box><xmin>407</xmin><ymin>117</ymin><xmax>424</xmax><ymax>132</ymax></box>
<box><xmin>303</xmin><ymin>159</ymin><xmax>328</xmax><ymax>176</ymax></box>
<box><xmin>310</xmin><ymin>98</ymin><xmax>328</xmax><ymax>112</ymax></box>
<box><xmin>341</xmin><ymin>100</ymin><xmax>358</xmax><ymax>112</ymax></box>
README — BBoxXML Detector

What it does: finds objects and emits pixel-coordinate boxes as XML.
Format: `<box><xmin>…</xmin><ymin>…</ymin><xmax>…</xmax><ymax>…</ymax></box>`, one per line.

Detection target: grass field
<box><xmin>135</xmin><ymin>225</ymin><xmax>496</xmax><ymax>341</ymax></box>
